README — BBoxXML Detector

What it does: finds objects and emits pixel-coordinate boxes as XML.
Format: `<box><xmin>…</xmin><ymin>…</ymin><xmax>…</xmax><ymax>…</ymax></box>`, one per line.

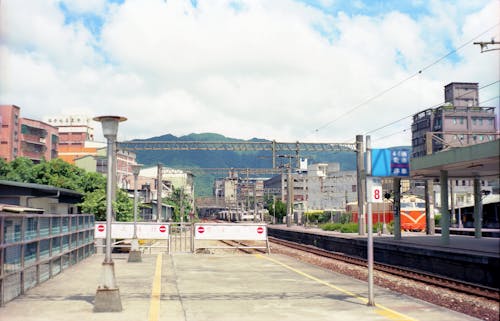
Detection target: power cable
<box><xmin>313</xmin><ymin>22</ymin><xmax>500</xmax><ymax>134</ymax></box>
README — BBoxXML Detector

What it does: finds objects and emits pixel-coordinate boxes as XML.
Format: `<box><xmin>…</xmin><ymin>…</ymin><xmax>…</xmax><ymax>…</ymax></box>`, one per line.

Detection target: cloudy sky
<box><xmin>1</xmin><ymin>0</ymin><xmax>499</xmax><ymax>147</ymax></box>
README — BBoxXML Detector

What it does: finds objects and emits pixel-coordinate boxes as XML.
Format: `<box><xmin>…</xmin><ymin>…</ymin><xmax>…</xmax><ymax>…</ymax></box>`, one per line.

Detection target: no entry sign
<box><xmin>197</xmin><ymin>226</ymin><xmax>205</xmax><ymax>234</ymax></box>
<box><xmin>257</xmin><ymin>226</ymin><xmax>264</xmax><ymax>234</ymax></box>
<box><xmin>94</xmin><ymin>222</ymin><xmax>170</xmax><ymax>239</ymax></box>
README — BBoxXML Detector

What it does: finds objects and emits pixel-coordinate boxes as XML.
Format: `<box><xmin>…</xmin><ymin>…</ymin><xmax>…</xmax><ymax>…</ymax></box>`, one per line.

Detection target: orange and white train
<box><xmin>346</xmin><ymin>195</ymin><xmax>426</xmax><ymax>231</ymax></box>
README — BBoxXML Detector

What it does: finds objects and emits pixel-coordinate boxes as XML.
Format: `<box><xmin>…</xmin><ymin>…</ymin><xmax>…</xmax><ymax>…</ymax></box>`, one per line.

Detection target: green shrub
<box><xmin>320</xmin><ymin>222</ymin><xmax>358</xmax><ymax>233</ymax></box>
<box><xmin>339</xmin><ymin>223</ymin><xmax>358</xmax><ymax>233</ymax></box>
<box><xmin>434</xmin><ymin>214</ymin><xmax>441</xmax><ymax>227</ymax></box>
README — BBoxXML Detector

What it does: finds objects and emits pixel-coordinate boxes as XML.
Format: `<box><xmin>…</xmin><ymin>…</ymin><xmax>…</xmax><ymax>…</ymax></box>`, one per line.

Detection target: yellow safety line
<box><xmin>256</xmin><ymin>254</ymin><xmax>418</xmax><ymax>321</ymax></box>
<box><xmin>148</xmin><ymin>253</ymin><xmax>163</xmax><ymax>321</ymax></box>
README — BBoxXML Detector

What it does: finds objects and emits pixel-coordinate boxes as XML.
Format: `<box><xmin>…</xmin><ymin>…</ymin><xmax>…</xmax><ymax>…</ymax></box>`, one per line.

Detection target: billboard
<box><xmin>371</xmin><ymin>148</ymin><xmax>410</xmax><ymax>177</ymax></box>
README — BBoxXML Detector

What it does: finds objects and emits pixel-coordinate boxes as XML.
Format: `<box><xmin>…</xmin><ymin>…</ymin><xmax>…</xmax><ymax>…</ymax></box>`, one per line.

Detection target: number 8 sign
<box><xmin>367</xmin><ymin>177</ymin><xmax>383</xmax><ymax>203</ymax></box>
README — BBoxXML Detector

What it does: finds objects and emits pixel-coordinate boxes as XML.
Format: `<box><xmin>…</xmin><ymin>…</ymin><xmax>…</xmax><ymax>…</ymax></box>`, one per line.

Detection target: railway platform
<box><xmin>0</xmin><ymin>248</ymin><xmax>480</xmax><ymax>321</ymax></box>
<box><xmin>268</xmin><ymin>225</ymin><xmax>500</xmax><ymax>289</ymax></box>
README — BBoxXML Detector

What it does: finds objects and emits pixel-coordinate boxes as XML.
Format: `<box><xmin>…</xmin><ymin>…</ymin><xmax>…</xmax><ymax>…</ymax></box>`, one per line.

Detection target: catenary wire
<box><xmin>313</xmin><ymin>22</ymin><xmax>500</xmax><ymax>134</ymax></box>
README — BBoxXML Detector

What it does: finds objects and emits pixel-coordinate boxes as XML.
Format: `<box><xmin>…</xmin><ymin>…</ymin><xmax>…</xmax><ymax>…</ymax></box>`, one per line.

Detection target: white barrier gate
<box><xmin>194</xmin><ymin>223</ymin><xmax>270</xmax><ymax>253</ymax></box>
<box><xmin>94</xmin><ymin>222</ymin><xmax>171</xmax><ymax>252</ymax></box>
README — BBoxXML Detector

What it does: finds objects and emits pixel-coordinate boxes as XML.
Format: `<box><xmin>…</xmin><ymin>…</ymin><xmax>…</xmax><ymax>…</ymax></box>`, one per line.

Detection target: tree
<box><xmin>266</xmin><ymin>199</ymin><xmax>286</xmax><ymax>223</ymax></box>
<box><xmin>0</xmin><ymin>158</ymin><xmax>132</xmax><ymax>221</ymax></box>
<box><xmin>113</xmin><ymin>189</ymin><xmax>133</xmax><ymax>222</ymax></box>
<box><xmin>80</xmin><ymin>188</ymin><xmax>107</xmax><ymax>221</ymax></box>
<box><xmin>166</xmin><ymin>187</ymin><xmax>192</xmax><ymax>222</ymax></box>
<box><xmin>32</xmin><ymin>159</ymin><xmax>84</xmax><ymax>191</ymax></box>
<box><xmin>1</xmin><ymin>157</ymin><xmax>35</xmax><ymax>182</ymax></box>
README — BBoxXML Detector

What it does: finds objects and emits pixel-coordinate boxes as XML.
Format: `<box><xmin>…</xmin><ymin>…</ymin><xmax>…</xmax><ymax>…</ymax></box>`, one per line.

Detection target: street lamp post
<box><xmin>128</xmin><ymin>164</ymin><xmax>142</xmax><ymax>263</ymax></box>
<box><xmin>93</xmin><ymin>115</ymin><xmax>126</xmax><ymax>313</ymax></box>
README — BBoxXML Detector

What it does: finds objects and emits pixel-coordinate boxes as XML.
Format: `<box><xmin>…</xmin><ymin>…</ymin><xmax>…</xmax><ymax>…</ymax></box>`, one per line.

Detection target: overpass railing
<box><xmin>0</xmin><ymin>213</ymin><xmax>95</xmax><ymax>306</ymax></box>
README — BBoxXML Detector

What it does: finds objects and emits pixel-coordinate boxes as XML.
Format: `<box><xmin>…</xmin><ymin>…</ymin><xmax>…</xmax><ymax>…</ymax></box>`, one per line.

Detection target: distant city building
<box><xmin>74</xmin><ymin>147</ymin><xmax>138</xmax><ymax>188</ymax></box>
<box><xmin>411</xmin><ymin>82</ymin><xmax>497</xmax><ymax>158</ymax></box>
<box><xmin>214</xmin><ymin>170</ymin><xmax>267</xmax><ymax>210</ymax></box>
<box><xmin>44</xmin><ymin>114</ymin><xmax>103</xmax><ymax>164</ymax></box>
<box><xmin>0</xmin><ymin>105</ymin><xmax>59</xmax><ymax>163</ymax></box>
<box><xmin>139</xmin><ymin>166</ymin><xmax>195</xmax><ymax>213</ymax></box>
<box><xmin>306</xmin><ymin>163</ymin><xmax>357</xmax><ymax>211</ymax></box>
<box><xmin>263</xmin><ymin>162</ymin><xmax>357</xmax><ymax>213</ymax></box>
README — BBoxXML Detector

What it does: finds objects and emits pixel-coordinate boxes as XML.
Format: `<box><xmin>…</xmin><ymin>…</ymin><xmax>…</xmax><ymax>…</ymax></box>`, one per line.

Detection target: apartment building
<box><xmin>0</xmin><ymin>105</ymin><xmax>21</xmax><ymax>161</ymax></box>
<box><xmin>411</xmin><ymin>82</ymin><xmax>497</xmax><ymax>158</ymax></box>
<box><xmin>1</xmin><ymin>105</ymin><xmax>59</xmax><ymax>163</ymax></box>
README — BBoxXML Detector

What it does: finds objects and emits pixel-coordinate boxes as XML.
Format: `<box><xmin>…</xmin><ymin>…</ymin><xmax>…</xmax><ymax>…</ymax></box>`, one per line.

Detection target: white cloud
<box><xmin>0</xmin><ymin>0</ymin><xmax>498</xmax><ymax>149</ymax></box>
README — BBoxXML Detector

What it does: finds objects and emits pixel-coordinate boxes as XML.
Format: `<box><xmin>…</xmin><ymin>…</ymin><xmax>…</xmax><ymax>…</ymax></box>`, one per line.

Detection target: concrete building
<box><xmin>139</xmin><ymin>166</ymin><xmax>195</xmax><ymax>215</ymax></box>
<box><xmin>411</xmin><ymin>82</ymin><xmax>497</xmax><ymax>158</ymax></box>
<box><xmin>411</xmin><ymin>82</ymin><xmax>498</xmax><ymax>226</ymax></box>
<box><xmin>19</xmin><ymin>118</ymin><xmax>59</xmax><ymax>162</ymax></box>
<box><xmin>74</xmin><ymin>147</ymin><xmax>138</xmax><ymax>189</ymax></box>
<box><xmin>43</xmin><ymin>115</ymin><xmax>104</xmax><ymax>164</ymax></box>
<box><xmin>306</xmin><ymin>163</ymin><xmax>357</xmax><ymax>211</ymax></box>
<box><xmin>0</xmin><ymin>105</ymin><xmax>21</xmax><ymax>162</ymax></box>
<box><xmin>1</xmin><ymin>105</ymin><xmax>59</xmax><ymax>163</ymax></box>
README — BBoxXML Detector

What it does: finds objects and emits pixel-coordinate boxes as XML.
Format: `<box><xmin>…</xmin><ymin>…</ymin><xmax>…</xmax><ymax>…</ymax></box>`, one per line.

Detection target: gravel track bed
<box><xmin>270</xmin><ymin>242</ymin><xmax>499</xmax><ymax>321</ymax></box>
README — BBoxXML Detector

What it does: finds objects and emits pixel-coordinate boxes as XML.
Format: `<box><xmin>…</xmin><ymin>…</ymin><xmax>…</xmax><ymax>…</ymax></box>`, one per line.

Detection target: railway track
<box><xmin>219</xmin><ymin>240</ymin><xmax>268</xmax><ymax>254</ymax></box>
<box><xmin>268</xmin><ymin>236</ymin><xmax>500</xmax><ymax>301</ymax></box>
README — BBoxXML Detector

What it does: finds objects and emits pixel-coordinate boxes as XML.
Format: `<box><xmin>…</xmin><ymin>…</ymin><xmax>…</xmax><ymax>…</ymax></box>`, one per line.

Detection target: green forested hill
<box><xmin>133</xmin><ymin>133</ymin><xmax>356</xmax><ymax>196</ymax></box>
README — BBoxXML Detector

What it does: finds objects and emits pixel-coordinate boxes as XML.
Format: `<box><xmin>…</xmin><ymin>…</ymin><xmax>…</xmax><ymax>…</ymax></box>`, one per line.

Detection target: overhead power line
<box><xmin>314</xmin><ymin>22</ymin><xmax>500</xmax><ymax>133</ymax></box>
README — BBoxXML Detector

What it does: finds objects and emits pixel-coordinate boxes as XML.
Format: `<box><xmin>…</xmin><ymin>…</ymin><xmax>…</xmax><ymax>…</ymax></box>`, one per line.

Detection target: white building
<box><xmin>306</xmin><ymin>163</ymin><xmax>357</xmax><ymax>211</ymax></box>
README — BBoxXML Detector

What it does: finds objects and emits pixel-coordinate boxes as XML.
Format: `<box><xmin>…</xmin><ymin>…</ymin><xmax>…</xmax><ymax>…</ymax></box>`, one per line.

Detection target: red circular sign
<box><xmin>97</xmin><ymin>224</ymin><xmax>105</xmax><ymax>232</ymax></box>
<box><xmin>197</xmin><ymin>226</ymin><xmax>205</xmax><ymax>234</ymax></box>
<box><xmin>159</xmin><ymin>225</ymin><xmax>167</xmax><ymax>233</ymax></box>
<box><xmin>257</xmin><ymin>226</ymin><xmax>264</xmax><ymax>234</ymax></box>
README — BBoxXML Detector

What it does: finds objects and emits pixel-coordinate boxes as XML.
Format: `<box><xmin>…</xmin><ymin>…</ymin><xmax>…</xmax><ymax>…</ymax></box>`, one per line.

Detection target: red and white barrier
<box><xmin>194</xmin><ymin>223</ymin><xmax>269</xmax><ymax>253</ymax></box>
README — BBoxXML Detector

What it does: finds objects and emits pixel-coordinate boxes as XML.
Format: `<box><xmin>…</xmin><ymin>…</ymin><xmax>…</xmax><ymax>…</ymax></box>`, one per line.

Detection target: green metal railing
<box><xmin>0</xmin><ymin>213</ymin><xmax>95</xmax><ymax>306</ymax></box>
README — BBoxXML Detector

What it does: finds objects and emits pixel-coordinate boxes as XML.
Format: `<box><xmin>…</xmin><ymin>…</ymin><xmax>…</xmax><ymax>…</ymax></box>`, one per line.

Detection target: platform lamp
<box><xmin>128</xmin><ymin>163</ymin><xmax>143</xmax><ymax>263</ymax></box>
<box><xmin>93</xmin><ymin>115</ymin><xmax>127</xmax><ymax>313</ymax></box>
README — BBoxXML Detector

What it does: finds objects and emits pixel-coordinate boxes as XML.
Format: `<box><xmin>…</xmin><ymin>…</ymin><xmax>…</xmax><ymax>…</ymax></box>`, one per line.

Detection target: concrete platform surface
<box><xmin>0</xmin><ymin>252</ymin><xmax>481</xmax><ymax>321</ymax></box>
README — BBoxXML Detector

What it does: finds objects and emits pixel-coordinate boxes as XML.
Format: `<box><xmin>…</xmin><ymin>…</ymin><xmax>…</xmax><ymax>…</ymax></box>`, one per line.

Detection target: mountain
<box><xmin>133</xmin><ymin>133</ymin><xmax>356</xmax><ymax>196</ymax></box>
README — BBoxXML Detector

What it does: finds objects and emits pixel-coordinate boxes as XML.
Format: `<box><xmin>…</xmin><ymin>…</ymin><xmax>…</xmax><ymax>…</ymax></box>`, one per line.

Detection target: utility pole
<box><xmin>473</xmin><ymin>39</ymin><xmax>500</xmax><ymax>53</ymax></box>
<box><xmin>286</xmin><ymin>163</ymin><xmax>292</xmax><ymax>227</ymax></box>
<box><xmin>156</xmin><ymin>163</ymin><xmax>162</xmax><ymax>222</ymax></box>
<box><xmin>356</xmin><ymin>135</ymin><xmax>366</xmax><ymax>235</ymax></box>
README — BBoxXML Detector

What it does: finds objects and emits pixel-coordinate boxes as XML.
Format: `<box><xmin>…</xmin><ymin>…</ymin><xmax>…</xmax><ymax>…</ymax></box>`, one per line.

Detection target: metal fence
<box><xmin>169</xmin><ymin>223</ymin><xmax>193</xmax><ymax>253</ymax></box>
<box><xmin>0</xmin><ymin>213</ymin><xmax>95</xmax><ymax>306</ymax></box>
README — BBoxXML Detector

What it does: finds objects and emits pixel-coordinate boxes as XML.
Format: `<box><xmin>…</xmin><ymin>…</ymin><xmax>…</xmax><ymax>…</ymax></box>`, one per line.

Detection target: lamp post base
<box><xmin>94</xmin><ymin>262</ymin><xmax>122</xmax><ymax>312</ymax></box>
<box><xmin>94</xmin><ymin>288</ymin><xmax>122</xmax><ymax>312</ymax></box>
<box><xmin>128</xmin><ymin>238</ymin><xmax>142</xmax><ymax>262</ymax></box>
<box><xmin>128</xmin><ymin>250</ymin><xmax>142</xmax><ymax>262</ymax></box>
